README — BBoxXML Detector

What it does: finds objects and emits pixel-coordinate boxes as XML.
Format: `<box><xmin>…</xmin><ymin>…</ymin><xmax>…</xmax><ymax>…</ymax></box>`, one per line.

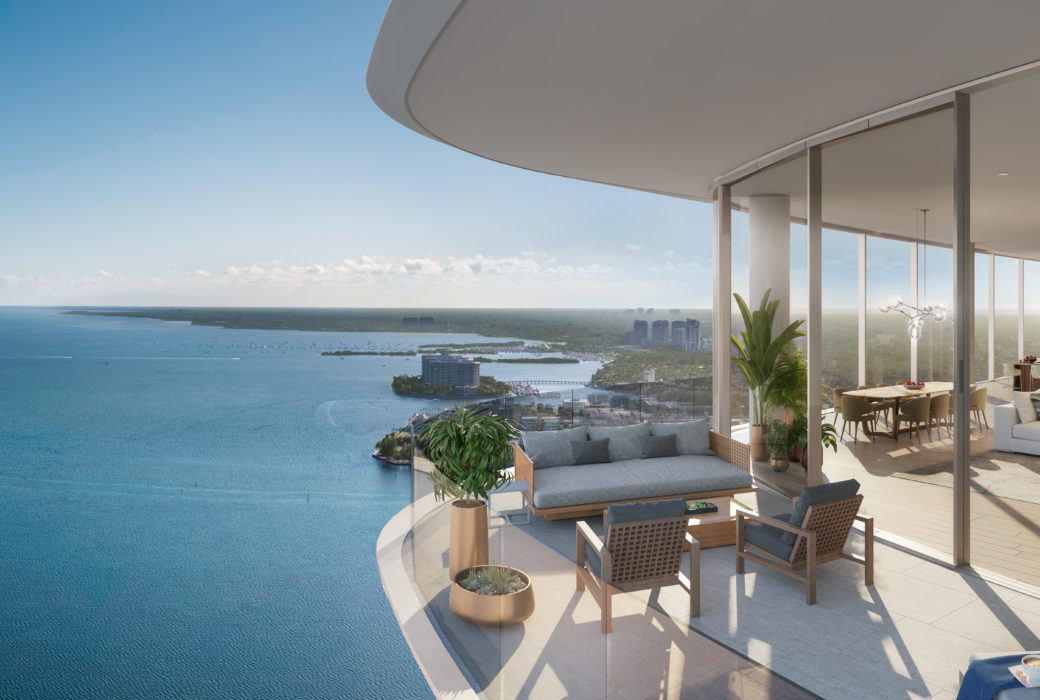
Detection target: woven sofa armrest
<box><xmin>737</xmin><ymin>510</ymin><xmax>811</xmax><ymax>539</ymax></box>
<box><xmin>710</xmin><ymin>430</ymin><xmax>751</xmax><ymax>472</ymax></box>
<box><xmin>514</xmin><ymin>443</ymin><xmax>535</xmax><ymax>505</ymax></box>
<box><xmin>576</xmin><ymin>520</ymin><xmax>610</xmax><ymax>580</ymax></box>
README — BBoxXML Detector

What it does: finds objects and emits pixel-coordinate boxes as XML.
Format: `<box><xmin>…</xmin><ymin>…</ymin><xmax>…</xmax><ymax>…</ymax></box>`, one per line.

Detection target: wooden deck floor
<box><xmin>757</xmin><ymin>382</ymin><xmax>1040</xmax><ymax>589</ymax></box>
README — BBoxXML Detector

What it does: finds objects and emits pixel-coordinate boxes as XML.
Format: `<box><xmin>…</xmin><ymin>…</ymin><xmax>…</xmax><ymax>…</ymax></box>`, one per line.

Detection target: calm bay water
<box><xmin>0</xmin><ymin>308</ymin><xmax>596</xmax><ymax>698</ymax></box>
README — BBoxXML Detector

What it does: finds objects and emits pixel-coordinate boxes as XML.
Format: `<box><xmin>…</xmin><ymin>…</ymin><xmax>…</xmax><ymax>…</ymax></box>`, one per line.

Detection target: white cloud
<box><xmin>625</xmin><ymin>243</ymin><xmax>643</xmax><ymax>251</ymax></box>
<box><xmin>0</xmin><ymin>274</ymin><xmax>48</xmax><ymax>287</ymax></box>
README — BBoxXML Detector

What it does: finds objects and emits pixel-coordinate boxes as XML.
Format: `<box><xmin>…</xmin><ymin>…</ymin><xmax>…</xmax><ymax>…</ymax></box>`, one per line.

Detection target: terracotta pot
<box><xmin>449</xmin><ymin>566</ymin><xmax>535</xmax><ymax>625</ymax></box>
<box><xmin>449</xmin><ymin>499</ymin><xmax>488</xmax><ymax>581</ymax></box>
<box><xmin>769</xmin><ymin>457</ymin><xmax>790</xmax><ymax>472</ymax></box>
<box><xmin>749</xmin><ymin>425</ymin><xmax>768</xmax><ymax>462</ymax></box>
<box><xmin>790</xmin><ymin>444</ymin><xmax>804</xmax><ymax>463</ymax></box>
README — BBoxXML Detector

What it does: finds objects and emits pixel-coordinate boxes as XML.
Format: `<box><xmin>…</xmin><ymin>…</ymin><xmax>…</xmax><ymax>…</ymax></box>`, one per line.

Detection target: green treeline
<box><xmin>321</xmin><ymin>350</ymin><xmax>417</xmax><ymax>356</ymax></box>
<box><xmin>390</xmin><ymin>375</ymin><xmax>512</xmax><ymax>396</ymax></box>
<box><xmin>374</xmin><ymin>431</ymin><xmax>412</xmax><ymax>461</ymax></box>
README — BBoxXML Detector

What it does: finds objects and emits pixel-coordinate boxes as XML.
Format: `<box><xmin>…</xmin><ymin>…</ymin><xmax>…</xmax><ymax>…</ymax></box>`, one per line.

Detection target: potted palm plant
<box><xmin>765</xmin><ymin>419</ymin><xmax>791</xmax><ymax>471</ymax></box>
<box><xmin>731</xmin><ymin>290</ymin><xmax>805</xmax><ymax>461</ymax></box>
<box><xmin>417</xmin><ymin>405</ymin><xmax>520</xmax><ymax>581</ymax></box>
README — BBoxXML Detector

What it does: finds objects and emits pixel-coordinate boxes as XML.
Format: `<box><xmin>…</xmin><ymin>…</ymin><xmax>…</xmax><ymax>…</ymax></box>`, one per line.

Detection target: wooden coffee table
<box><xmin>685</xmin><ymin>497</ymin><xmax>748</xmax><ymax>549</ymax></box>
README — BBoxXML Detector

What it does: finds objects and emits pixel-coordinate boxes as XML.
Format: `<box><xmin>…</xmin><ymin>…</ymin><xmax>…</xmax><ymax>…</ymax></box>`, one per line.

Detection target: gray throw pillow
<box><xmin>650</xmin><ymin>419</ymin><xmax>712</xmax><ymax>455</ymax></box>
<box><xmin>639</xmin><ymin>433</ymin><xmax>679</xmax><ymax>459</ymax></box>
<box><xmin>1031</xmin><ymin>393</ymin><xmax>1040</xmax><ymax>419</ymax></box>
<box><xmin>520</xmin><ymin>425</ymin><xmax>588</xmax><ymax>468</ymax></box>
<box><xmin>571</xmin><ymin>438</ymin><xmax>610</xmax><ymax>465</ymax></box>
<box><xmin>589</xmin><ymin>422</ymin><xmax>651</xmax><ymax>461</ymax></box>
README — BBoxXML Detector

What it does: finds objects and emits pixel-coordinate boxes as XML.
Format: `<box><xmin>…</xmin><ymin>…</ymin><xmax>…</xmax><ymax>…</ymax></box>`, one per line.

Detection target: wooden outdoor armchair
<box><xmin>735</xmin><ymin>479</ymin><xmax>874</xmax><ymax>605</ymax></box>
<box><xmin>576</xmin><ymin>498</ymin><xmax>699</xmax><ymax>633</ymax></box>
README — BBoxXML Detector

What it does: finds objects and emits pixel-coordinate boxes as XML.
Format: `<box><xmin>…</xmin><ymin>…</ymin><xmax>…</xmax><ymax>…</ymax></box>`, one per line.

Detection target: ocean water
<box><xmin>0</xmin><ymin>308</ymin><xmax>596</xmax><ymax>699</ymax></box>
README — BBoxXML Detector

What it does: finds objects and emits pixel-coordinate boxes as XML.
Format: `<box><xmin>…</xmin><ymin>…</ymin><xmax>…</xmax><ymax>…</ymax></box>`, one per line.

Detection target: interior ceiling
<box><xmin>371</xmin><ymin>0</ymin><xmax>1040</xmax><ymax>259</ymax></box>
<box><xmin>730</xmin><ymin>72</ymin><xmax>1040</xmax><ymax>259</ymax></box>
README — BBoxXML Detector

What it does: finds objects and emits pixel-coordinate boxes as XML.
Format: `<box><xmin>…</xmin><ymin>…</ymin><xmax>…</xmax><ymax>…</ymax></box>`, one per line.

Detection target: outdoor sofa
<box><xmin>514</xmin><ymin>420</ymin><xmax>755</xmax><ymax>521</ymax></box>
<box><xmin>994</xmin><ymin>392</ymin><xmax>1040</xmax><ymax>457</ymax></box>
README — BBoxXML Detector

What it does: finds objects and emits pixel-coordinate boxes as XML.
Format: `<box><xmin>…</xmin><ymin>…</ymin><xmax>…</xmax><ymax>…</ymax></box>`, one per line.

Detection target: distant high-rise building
<box><xmin>421</xmin><ymin>354</ymin><xmax>480</xmax><ymax>387</ymax></box>
<box><xmin>671</xmin><ymin>320</ymin><xmax>686</xmax><ymax>346</ymax></box>
<box><xmin>651</xmin><ymin>320</ymin><xmax>669</xmax><ymax>343</ymax></box>
<box><xmin>686</xmin><ymin>319</ymin><xmax>700</xmax><ymax>351</ymax></box>
<box><xmin>633</xmin><ymin>320</ymin><xmax>648</xmax><ymax>344</ymax></box>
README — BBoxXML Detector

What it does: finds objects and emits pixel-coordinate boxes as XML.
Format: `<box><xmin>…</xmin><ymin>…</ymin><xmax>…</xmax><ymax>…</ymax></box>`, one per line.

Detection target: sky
<box><xmin>0</xmin><ymin>1</ymin><xmax>722</xmax><ymax>308</ymax></box>
<box><xmin>0</xmin><ymin>1</ymin><xmax>979</xmax><ymax>310</ymax></box>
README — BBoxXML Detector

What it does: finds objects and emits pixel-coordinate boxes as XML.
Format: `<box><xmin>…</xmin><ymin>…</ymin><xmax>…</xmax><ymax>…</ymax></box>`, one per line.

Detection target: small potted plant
<box><xmin>417</xmin><ymin>405</ymin><xmax>520</xmax><ymax>582</ymax></box>
<box><xmin>765</xmin><ymin>419</ymin><xmax>790</xmax><ymax>471</ymax></box>
<box><xmin>789</xmin><ymin>414</ymin><xmax>839</xmax><ymax>470</ymax></box>
<box><xmin>448</xmin><ymin>564</ymin><xmax>535</xmax><ymax>626</ymax></box>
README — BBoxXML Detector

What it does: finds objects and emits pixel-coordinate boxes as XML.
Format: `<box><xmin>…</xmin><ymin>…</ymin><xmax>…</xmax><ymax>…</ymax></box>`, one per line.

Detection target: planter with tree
<box><xmin>731</xmin><ymin>290</ymin><xmax>806</xmax><ymax>461</ymax></box>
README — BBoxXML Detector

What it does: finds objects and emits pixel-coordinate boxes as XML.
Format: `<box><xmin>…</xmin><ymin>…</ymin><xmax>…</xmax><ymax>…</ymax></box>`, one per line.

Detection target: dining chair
<box><xmin>929</xmin><ymin>392</ymin><xmax>951</xmax><ymax>439</ymax></box>
<box><xmin>832</xmin><ymin>388</ymin><xmax>846</xmax><ymax>429</ymax></box>
<box><xmin>896</xmin><ymin>395</ymin><xmax>931</xmax><ymax>442</ymax></box>
<box><xmin>970</xmin><ymin>387</ymin><xmax>989</xmax><ymax>430</ymax></box>
<box><xmin>871</xmin><ymin>383</ymin><xmax>896</xmax><ymax>427</ymax></box>
<box><xmin>840</xmin><ymin>394</ymin><xmax>876</xmax><ymax>442</ymax></box>
<box><xmin>1002</xmin><ymin>362</ymin><xmax>1020</xmax><ymax>393</ymax></box>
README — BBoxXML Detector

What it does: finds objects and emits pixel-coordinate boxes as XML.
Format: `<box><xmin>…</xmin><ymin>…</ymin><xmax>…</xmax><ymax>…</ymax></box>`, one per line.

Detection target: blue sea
<box><xmin>0</xmin><ymin>308</ymin><xmax>597</xmax><ymax>699</ymax></box>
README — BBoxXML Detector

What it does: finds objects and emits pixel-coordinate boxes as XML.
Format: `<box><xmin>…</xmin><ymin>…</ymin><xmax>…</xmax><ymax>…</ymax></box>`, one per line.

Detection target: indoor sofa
<box><xmin>994</xmin><ymin>392</ymin><xmax>1040</xmax><ymax>456</ymax></box>
<box><xmin>514</xmin><ymin>420</ymin><xmax>755</xmax><ymax>521</ymax></box>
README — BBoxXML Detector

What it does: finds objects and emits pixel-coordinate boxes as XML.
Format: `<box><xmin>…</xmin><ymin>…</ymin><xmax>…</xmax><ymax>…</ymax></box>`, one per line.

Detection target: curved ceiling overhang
<box><xmin>368</xmin><ymin>0</ymin><xmax>1040</xmax><ymax>201</ymax></box>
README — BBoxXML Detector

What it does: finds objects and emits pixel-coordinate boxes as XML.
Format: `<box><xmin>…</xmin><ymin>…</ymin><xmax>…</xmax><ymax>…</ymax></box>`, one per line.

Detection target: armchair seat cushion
<box><xmin>744</xmin><ymin>513</ymin><xmax>795</xmax><ymax>560</ymax></box>
<box><xmin>1012</xmin><ymin>421</ymin><xmax>1040</xmax><ymax>441</ymax></box>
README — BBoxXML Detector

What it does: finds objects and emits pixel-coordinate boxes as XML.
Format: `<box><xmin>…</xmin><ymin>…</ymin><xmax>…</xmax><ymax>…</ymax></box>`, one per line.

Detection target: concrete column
<box><xmin>713</xmin><ymin>185</ymin><xmax>733</xmax><ymax>436</ymax></box>
<box><xmin>806</xmin><ymin>147</ymin><xmax>823</xmax><ymax>486</ymax></box>
<box><xmin>748</xmin><ymin>195</ymin><xmax>791</xmax><ymax>334</ymax></box>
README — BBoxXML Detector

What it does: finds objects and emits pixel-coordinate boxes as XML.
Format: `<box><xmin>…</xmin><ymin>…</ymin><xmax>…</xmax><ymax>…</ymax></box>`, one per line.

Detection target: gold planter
<box><xmin>769</xmin><ymin>457</ymin><xmax>790</xmax><ymax>472</ymax></box>
<box><xmin>749</xmin><ymin>425</ymin><xmax>768</xmax><ymax>462</ymax></box>
<box><xmin>449</xmin><ymin>499</ymin><xmax>488</xmax><ymax>580</ymax></box>
<box><xmin>449</xmin><ymin>566</ymin><xmax>535</xmax><ymax>626</ymax></box>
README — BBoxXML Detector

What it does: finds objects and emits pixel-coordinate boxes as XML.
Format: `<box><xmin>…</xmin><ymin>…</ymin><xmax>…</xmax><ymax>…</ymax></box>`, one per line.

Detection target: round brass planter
<box><xmin>449</xmin><ymin>499</ymin><xmax>488</xmax><ymax>581</ymax></box>
<box><xmin>449</xmin><ymin>566</ymin><xmax>535</xmax><ymax>626</ymax></box>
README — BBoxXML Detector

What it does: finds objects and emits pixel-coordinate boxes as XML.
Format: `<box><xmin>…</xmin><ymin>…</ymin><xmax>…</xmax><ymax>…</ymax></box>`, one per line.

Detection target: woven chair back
<box><xmin>607</xmin><ymin>515</ymin><xmax>689</xmax><ymax>591</ymax></box>
<box><xmin>789</xmin><ymin>495</ymin><xmax>864</xmax><ymax>568</ymax></box>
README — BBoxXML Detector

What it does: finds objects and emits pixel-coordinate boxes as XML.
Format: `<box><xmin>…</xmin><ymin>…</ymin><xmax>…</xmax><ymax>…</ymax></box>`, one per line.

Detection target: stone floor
<box><xmin>381</xmin><ymin>484</ymin><xmax>1040</xmax><ymax>699</ymax></box>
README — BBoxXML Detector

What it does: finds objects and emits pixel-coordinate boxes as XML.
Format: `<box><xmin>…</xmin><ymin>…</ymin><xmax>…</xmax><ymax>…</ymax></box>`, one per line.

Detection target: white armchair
<box><xmin>994</xmin><ymin>403</ymin><xmax>1040</xmax><ymax>456</ymax></box>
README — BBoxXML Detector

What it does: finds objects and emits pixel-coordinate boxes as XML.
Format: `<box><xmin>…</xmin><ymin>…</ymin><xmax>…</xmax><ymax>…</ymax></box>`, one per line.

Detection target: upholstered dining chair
<box><xmin>840</xmin><ymin>394</ymin><xmax>876</xmax><ymax>442</ymax></box>
<box><xmin>832</xmin><ymin>388</ymin><xmax>846</xmax><ymax>430</ymax></box>
<box><xmin>871</xmin><ymin>383</ymin><xmax>896</xmax><ymax>428</ymax></box>
<box><xmin>576</xmin><ymin>498</ymin><xmax>698</xmax><ymax>633</ymax></box>
<box><xmin>970</xmin><ymin>386</ymin><xmax>989</xmax><ymax>430</ymax></box>
<box><xmin>736</xmin><ymin>479</ymin><xmax>873</xmax><ymax>605</ymax></box>
<box><xmin>896</xmin><ymin>395</ymin><xmax>931</xmax><ymax>442</ymax></box>
<box><xmin>929</xmin><ymin>392</ymin><xmax>951</xmax><ymax>439</ymax></box>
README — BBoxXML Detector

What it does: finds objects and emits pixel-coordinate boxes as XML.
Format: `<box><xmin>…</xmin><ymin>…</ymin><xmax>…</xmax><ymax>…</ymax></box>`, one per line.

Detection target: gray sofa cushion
<box><xmin>783</xmin><ymin>478</ymin><xmax>860</xmax><ymax>545</ymax></box>
<box><xmin>745</xmin><ymin>513</ymin><xmax>795</xmax><ymax>560</ymax></box>
<box><xmin>650</xmin><ymin>419</ymin><xmax>712</xmax><ymax>455</ymax></box>
<box><xmin>589</xmin><ymin>422</ymin><xmax>651</xmax><ymax>462</ymax></box>
<box><xmin>640</xmin><ymin>433</ymin><xmax>679</xmax><ymax>459</ymax></box>
<box><xmin>1012</xmin><ymin>421</ymin><xmax>1040</xmax><ymax>440</ymax></box>
<box><xmin>531</xmin><ymin>455</ymin><xmax>753</xmax><ymax>509</ymax></box>
<box><xmin>572</xmin><ymin>438</ymin><xmax>610</xmax><ymax>465</ymax></box>
<box><xmin>521</xmin><ymin>426</ymin><xmax>588</xmax><ymax>468</ymax></box>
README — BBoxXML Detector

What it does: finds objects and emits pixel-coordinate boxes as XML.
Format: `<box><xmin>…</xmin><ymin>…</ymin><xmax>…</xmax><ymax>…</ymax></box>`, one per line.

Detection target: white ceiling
<box><xmin>368</xmin><ymin>0</ymin><xmax>1040</xmax><ymax>257</ymax></box>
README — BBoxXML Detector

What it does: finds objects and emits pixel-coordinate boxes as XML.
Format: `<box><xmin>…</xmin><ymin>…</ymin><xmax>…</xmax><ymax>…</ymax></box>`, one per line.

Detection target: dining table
<box><xmin>843</xmin><ymin>381</ymin><xmax>954</xmax><ymax>440</ymax></box>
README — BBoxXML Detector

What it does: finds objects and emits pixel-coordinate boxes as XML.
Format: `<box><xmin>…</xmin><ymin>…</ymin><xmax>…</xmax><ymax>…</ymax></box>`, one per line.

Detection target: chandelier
<box><xmin>878</xmin><ymin>209</ymin><xmax>950</xmax><ymax>340</ymax></box>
